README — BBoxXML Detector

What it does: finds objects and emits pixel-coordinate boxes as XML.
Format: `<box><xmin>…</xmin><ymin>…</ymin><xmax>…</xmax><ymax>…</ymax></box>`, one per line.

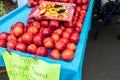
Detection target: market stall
<box><xmin>0</xmin><ymin>0</ymin><xmax>94</xmax><ymax>80</ymax></box>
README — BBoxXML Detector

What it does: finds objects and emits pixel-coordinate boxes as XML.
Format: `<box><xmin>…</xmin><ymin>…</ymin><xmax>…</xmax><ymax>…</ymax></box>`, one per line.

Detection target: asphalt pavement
<box><xmin>82</xmin><ymin>17</ymin><xmax>120</xmax><ymax>80</ymax></box>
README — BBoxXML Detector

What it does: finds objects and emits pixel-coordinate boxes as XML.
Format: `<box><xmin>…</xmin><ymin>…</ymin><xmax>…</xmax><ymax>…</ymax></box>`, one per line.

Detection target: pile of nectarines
<box><xmin>0</xmin><ymin>0</ymin><xmax>89</xmax><ymax>61</ymax></box>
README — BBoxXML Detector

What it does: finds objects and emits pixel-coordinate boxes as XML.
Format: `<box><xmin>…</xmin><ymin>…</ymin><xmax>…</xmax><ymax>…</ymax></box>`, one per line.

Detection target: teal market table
<box><xmin>0</xmin><ymin>0</ymin><xmax>94</xmax><ymax>80</ymax></box>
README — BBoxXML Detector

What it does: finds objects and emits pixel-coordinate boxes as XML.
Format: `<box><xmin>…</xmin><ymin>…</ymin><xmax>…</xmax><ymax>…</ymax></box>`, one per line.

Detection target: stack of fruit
<box><xmin>0</xmin><ymin>0</ymin><xmax>89</xmax><ymax>61</ymax></box>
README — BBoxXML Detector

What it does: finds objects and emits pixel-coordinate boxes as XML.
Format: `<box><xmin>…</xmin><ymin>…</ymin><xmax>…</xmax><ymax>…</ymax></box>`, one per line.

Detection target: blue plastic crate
<box><xmin>0</xmin><ymin>0</ymin><xmax>94</xmax><ymax>80</ymax></box>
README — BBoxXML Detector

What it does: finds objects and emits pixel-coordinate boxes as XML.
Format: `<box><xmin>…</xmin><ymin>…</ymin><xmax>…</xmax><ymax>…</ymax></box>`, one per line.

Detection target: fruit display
<box><xmin>0</xmin><ymin>0</ymin><xmax>90</xmax><ymax>61</ymax></box>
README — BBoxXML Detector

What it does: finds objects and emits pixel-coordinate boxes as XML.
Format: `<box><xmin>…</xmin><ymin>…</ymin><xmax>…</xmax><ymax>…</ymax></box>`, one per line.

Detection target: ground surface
<box><xmin>0</xmin><ymin>1</ymin><xmax>120</xmax><ymax>80</ymax></box>
<box><xmin>83</xmin><ymin>23</ymin><xmax>120</xmax><ymax>80</ymax></box>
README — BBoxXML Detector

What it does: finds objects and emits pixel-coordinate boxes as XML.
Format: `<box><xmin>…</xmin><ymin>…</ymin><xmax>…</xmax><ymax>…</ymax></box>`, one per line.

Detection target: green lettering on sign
<box><xmin>2</xmin><ymin>52</ymin><xmax>61</xmax><ymax>80</ymax></box>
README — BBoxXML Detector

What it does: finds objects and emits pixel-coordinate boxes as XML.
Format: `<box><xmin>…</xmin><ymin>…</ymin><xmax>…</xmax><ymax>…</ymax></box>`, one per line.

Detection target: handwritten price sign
<box><xmin>2</xmin><ymin>52</ymin><xmax>61</xmax><ymax>80</ymax></box>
